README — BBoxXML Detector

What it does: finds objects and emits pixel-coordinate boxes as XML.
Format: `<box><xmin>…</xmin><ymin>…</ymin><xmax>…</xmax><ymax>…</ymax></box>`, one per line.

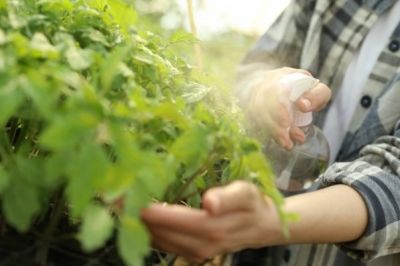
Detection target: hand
<box><xmin>141</xmin><ymin>182</ymin><xmax>368</xmax><ymax>263</ymax></box>
<box><xmin>141</xmin><ymin>181</ymin><xmax>282</xmax><ymax>263</ymax></box>
<box><xmin>244</xmin><ymin>67</ymin><xmax>331</xmax><ymax>149</ymax></box>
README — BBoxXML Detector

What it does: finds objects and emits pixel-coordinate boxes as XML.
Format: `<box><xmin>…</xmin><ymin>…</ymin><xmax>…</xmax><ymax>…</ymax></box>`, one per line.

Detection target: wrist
<box><xmin>257</xmin><ymin>196</ymin><xmax>287</xmax><ymax>247</ymax></box>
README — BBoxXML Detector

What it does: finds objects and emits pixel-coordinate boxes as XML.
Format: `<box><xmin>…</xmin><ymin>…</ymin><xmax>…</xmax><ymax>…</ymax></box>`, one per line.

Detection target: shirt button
<box><xmin>388</xmin><ymin>40</ymin><xmax>400</xmax><ymax>52</ymax></box>
<box><xmin>360</xmin><ymin>95</ymin><xmax>372</xmax><ymax>108</ymax></box>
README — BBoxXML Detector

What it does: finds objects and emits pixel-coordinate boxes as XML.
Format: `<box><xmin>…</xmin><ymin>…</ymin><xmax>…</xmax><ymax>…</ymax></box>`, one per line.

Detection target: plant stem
<box><xmin>174</xmin><ymin>188</ymin><xmax>207</xmax><ymax>203</ymax></box>
<box><xmin>171</xmin><ymin>151</ymin><xmax>218</xmax><ymax>204</ymax></box>
<box><xmin>171</xmin><ymin>166</ymin><xmax>208</xmax><ymax>204</ymax></box>
<box><xmin>186</xmin><ymin>0</ymin><xmax>203</xmax><ymax>70</ymax></box>
<box><xmin>173</xmin><ymin>178</ymin><xmax>231</xmax><ymax>203</ymax></box>
<box><xmin>35</xmin><ymin>197</ymin><xmax>65</xmax><ymax>266</ymax></box>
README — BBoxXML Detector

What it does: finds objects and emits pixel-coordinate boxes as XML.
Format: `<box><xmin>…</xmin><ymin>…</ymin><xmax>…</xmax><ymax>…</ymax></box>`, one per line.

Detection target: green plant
<box><xmin>0</xmin><ymin>0</ymin><xmax>286</xmax><ymax>265</ymax></box>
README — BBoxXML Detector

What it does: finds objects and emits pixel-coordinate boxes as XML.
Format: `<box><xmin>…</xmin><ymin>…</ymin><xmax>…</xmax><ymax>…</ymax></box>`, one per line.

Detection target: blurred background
<box><xmin>134</xmin><ymin>0</ymin><xmax>290</xmax><ymax>88</ymax></box>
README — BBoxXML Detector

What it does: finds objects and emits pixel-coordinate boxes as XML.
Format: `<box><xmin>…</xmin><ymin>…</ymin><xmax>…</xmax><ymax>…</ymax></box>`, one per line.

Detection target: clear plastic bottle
<box><xmin>264</xmin><ymin>73</ymin><xmax>330</xmax><ymax>196</ymax></box>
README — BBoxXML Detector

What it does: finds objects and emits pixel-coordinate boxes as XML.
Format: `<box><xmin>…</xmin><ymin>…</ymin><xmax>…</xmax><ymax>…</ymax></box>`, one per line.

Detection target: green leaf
<box><xmin>3</xmin><ymin>178</ymin><xmax>41</xmax><ymax>232</ymax></box>
<box><xmin>241</xmin><ymin>138</ymin><xmax>261</xmax><ymax>154</ymax></box>
<box><xmin>0</xmin><ymin>80</ymin><xmax>23</xmax><ymax>126</ymax></box>
<box><xmin>21</xmin><ymin>70</ymin><xmax>60</xmax><ymax>119</ymax></box>
<box><xmin>170</xmin><ymin>124</ymin><xmax>214</xmax><ymax>174</ymax></box>
<box><xmin>153</xmin><ymin>101</ymin><xmax>188</xmax><ymax>129</ymax></box>
<box><xmin>100</xmin><ymin>44</ymin><xmax>132</xmax><ymax>92</ymax></box>
<box><xmin>181</xmin><ymin>83</ymin><xmax>212</xmax><ymax>104</ymax></box>
<box><xmin>0</xmin><ymin>50</ymin><xmax>5</xmax><ymax>71</ymax></box>
<box><xmin>123</xmin><ymin>186</ymin><xmax>151</xmax><ymax>217</ymax></box>
<box><xmin>54</xmin><ymin>68</ymin><xmax>84</xmax><ymax>90</ymax></box>
<box><xmin>107</xmin><ymin>0</ymin><xmax>137</xmax><ymax>35</ymax></box>
<box><xmin>44</xmin><ymin>151</ymin><xmax>70</xmax><ymax>189</ymax></box>
<box><xmin>8</xmin><ymin>8</ymin><xmax>27</xmax><ymax>29</ymax></box>
<box><xmin>243</xmin><ymin>152</ymin><xmax>273</xmax><ymax>185</ymax></box>
<box><xmin>169</xmin><ymin>31</ymin><xmax>198</xmax><ymax>44</ymax></box>
<box><xmin>118</xmin><ymin>215</ymin><xmax>150</xmax><ymax>266</ymax></box>
<box><xmin>66</xmin><ymin>144</ymin><xmax>108</xmax><ymax>217</ymax></box>
<box><xmin>79</xmin><ymin>204</ymin><xmax>115</xmax><ymax>251</ymax></box>
<box><xmin>10</xmin><ymin>33</ymin><xmax>29</xmax><ymax>57</ymax></box>
<box><xmin>14</xmin><ymin>156</ymin><xmax>45</xmax><ymax>186</ymax></box>
<box><xmin>243</xmin><ymin>152</ymin><xmax>283</xmax><ymax>205</ymax></box>
<box><xmin>193</xmin><ymin>103</ymin><xmax>215</xmax><ymax>125</ymax></box>
<box><xmin>96</xmin><ymin>126</ymin><xmax>139</xmax><ymax>197</ymax></box>
<box><xmin>0</xmin><ymin>28</ymin><xmax>6</xmax><ymax>45</ymax></box>
<box><xmin>134</xmin><ymin>152</ymin><xmax>176</xmax><ymax>198</ymax></box>
<box><xmin>84</xmin><ymin>28</ymin><xmax>109</xmax><ymax>46</ymax></box>
<box><xmin>0</xmin><ymin>165</ymin><xmax>9</xmax><ymax>194</ymax></box>
<box><xmin>66</xmin><ymin>45</ymin><xmax>91</xmax><ymax>71</ymax></box>
<box><xmin>29</xmin><ymin>33</ymin><xmax>59</xmax><ymax>59</ymax></box>
<box><xmin>40</xmin><ymin>112</ymin><xmax>99</xmax><ymax>150</ymax></box>
<box><xmin>38</xmin><ymin>0</ymin><xmax>74</xmax><ymax>14</ymax></box>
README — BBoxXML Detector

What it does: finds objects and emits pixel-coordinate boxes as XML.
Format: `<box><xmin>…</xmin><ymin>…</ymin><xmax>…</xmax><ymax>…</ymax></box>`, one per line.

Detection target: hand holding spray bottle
<box><xmin>265</xmin><ymin>73</ymin><xmax>330</xmax><ymax>196</ymax></box>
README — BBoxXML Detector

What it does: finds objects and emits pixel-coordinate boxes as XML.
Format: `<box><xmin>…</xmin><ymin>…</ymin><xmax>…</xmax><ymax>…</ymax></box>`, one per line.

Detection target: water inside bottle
<box><xmin>266</xmin><ymin>142</ymin><xmax>328</xmax><ymax>196</ymax></box>
<box><xmin>275</xmin><ymin>149</ymin><xmax>328</xmax><ymax>196</ymax></box>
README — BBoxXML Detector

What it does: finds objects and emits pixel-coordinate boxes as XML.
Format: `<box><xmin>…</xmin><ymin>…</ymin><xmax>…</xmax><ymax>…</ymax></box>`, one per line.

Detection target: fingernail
<box><xmin>301</xmin><ymin>98</ymin><xmax>311</xmax><ymax>111</ymax></box>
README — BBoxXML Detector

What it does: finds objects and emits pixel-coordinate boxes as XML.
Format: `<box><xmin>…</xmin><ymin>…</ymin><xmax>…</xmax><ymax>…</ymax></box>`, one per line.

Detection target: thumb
<box><xmin>295</xmin><ymin>82</ymin><xmax>331</xmax><ymax>112</ymax></box>
<box><xmin>202</xmin><ymin>181</ymin><xmax>261</xmax><ymax>216</ymax></box>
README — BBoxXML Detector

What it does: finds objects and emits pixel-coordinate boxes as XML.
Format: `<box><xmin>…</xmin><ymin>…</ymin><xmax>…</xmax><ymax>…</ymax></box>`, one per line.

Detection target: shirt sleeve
<box><xmin>315</xmin><ymin>120</ymin><xmax>400</xmax><ymax>261</ymax></box>
<box><xmin>235</xmin><ymin>0</ymin><xmax>317</xmax><ymax>107</ymax></box>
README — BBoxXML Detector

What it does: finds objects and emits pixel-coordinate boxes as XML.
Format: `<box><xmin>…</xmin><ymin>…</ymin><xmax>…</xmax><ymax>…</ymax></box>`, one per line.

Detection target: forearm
<box><xmin>270</xmin><ymin>184</ymin><xmax>368</xmax><ymax>245</ymax></box>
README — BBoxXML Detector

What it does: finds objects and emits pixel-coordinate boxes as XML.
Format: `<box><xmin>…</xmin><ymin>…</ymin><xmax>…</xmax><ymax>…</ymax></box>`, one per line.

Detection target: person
<box><xmin>141</xmin><ymin>0</ymin><xmax>400</xmax><ymax>265</ymax></box>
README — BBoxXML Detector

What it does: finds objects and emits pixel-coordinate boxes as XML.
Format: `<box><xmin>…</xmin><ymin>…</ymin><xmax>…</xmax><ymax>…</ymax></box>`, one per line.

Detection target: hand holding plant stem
<box><xmin>142</xmin><ymin>182</ymin><xmax>368</xmax><ymax>263</ymax></box>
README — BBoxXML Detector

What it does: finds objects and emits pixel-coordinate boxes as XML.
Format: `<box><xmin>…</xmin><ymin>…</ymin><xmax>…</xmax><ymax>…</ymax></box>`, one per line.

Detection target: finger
<box><xmin>269</xmin><ymin>103</ymin><xmax>291</xmax><ymax>128</ymax></box>
<box><xmin>249</xmin><ymin>98</ymin><xmax>292</xmax><ymax>149</ymax></box>
<box><xmin>270</xmin><ymin>118</ymin><xmax>294</xmax><ymax>150</ymax></box>
<box><xmin>142</xmin><ymin>204</ymin><xmax>251</xmax><ymax>238</ymax></box>
<box><xmin>289</xmin><ymin>126</ymin><xmax>306</xmax><ymax>144</ymax></box>
<box><xmin>295</xmin><ymin>82</ymin><xmax>331</xmax><ymax>112</ymax></box>
<box><xmin>248</xmin><ymin>106</ymin><xmax>293</xmax><ymax>150</ymax></box>
<box><xmin>202</xmin><ymin>181</ymin><xmax>262</xmax><ymax>215</ymax></box>
<box><xmin>142</xmin><ymin>203</ymin><xmax>208</xmax><ymax>231</ymax></box>
<box><xmin>149</xmin><ymin>227</ymin><xmax>218</xmax><ymax>262</ymax></box>
<box><xmin>150</xmin><ymin>223</ymin><xmax>262</xmax><ymax>260</ymax></box>
<box><xmin>149</xmin><ymin>211</ymin><xmax>256</xmax><ymax>260</ymax></box>
<box><xmin>274</xmin><ymin>127</ymin><xmax>293</xmax><ymax>150</ymax></box>
<box><xmin>256</xmin><ymin>111</ymin><xmax>292</xmax><ymax>149</ymax></box>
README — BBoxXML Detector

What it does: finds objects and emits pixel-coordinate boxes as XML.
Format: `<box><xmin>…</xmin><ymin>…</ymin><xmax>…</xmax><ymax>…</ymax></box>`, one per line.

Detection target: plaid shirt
<box><xmin>234</xmin><ymin>0</ymin><xmax>400</xmax><ymax>265</ymax></box>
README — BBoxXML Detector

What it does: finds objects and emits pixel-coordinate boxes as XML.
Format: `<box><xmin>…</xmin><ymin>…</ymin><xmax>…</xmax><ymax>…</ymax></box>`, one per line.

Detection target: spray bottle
<box><xmin>265</xmin><ymin>73</ymin><xmax>330</xmax><ymax>196</ymax></box>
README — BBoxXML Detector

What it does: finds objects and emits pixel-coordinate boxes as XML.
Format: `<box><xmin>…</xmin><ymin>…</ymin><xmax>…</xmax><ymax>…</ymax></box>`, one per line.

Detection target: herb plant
<box><xmin>0</xmin><ymin>0</ymin><xmax>285</xmax><ymax>265</ymax></box>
